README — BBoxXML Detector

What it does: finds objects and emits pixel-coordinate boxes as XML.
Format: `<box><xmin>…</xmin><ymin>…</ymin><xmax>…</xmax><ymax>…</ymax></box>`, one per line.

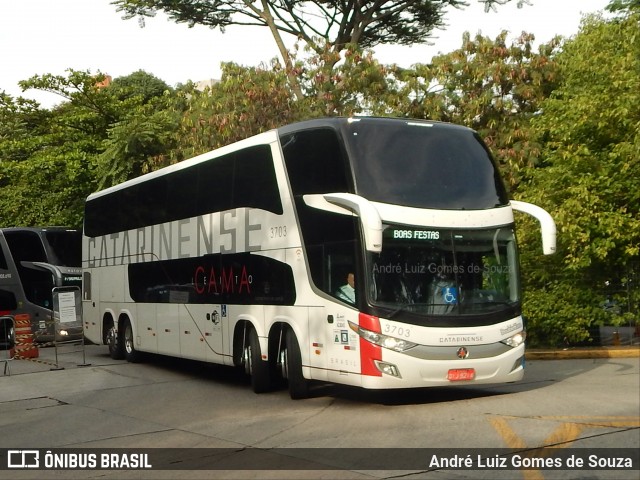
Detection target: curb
<box><xmin>526</xmin><ymin>346</ymin><xmax>640</xmax><ymax>360</ymax></box>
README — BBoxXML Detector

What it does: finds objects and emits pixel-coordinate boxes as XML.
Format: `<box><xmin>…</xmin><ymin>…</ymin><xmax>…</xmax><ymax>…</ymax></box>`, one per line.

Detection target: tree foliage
<box><xmin>517</xmin><ymin>9</ymin><xmax>640</xmax><ymax>345</ymax></box>
<box><xmin>0</xmin><ymin>69</ymin><xmax>183</xmax><ymax>227</ymax></box>
<box><xmin>94</xmin><ymin>71</ymin><xmax>181</xmax><ymax>187</ymax></box>
<box><xmin>112</xmin><ymin>0</ymin><xmax>469</xmax><ymax>51</ymax></box>
<box><xmin>0</xmin><ymin>71</ymin><xmax>109</xmax><ymax>228</ymax></box>
<box><xmin>171</xmin><ymin>62</ymin><xmax>301</xmax><ymax>161</ymax></box>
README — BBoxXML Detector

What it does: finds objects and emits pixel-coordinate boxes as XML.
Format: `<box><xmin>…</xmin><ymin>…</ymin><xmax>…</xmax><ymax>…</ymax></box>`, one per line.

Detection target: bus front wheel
<box><xmin>281</xmin><ymin>330</ymin><xmax>309</xmax><ymax>400</ymax></box>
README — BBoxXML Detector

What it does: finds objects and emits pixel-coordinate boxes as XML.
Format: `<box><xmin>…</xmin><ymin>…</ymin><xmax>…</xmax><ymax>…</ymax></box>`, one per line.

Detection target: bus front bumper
<box><xmin>358</xmin><ymin>345</ymin><xmax>525</xmax><ymax>390</ymax></box>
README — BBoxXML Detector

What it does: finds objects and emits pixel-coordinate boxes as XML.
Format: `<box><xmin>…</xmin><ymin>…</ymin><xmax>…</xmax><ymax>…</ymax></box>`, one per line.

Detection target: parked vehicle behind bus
<box><xmin>0</xmin><ymin>227</ymin><xmax>83</xmax><ymax>343</ymax></box>
<box><xmin>82</xmin><ymin>117</ymin><xmax>555</xmax><ymax>399</ymax></box>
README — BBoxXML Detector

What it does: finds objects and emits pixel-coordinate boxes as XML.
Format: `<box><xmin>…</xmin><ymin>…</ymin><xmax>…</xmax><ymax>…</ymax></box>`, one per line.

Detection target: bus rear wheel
<box><xmin>243</xmin><ymin>327</ymin><xmax>271</xmax><ymax>393</ymax></box>
<box><xmin>107</xmin><ymin>322</ymin><xmax>124</xmax><ymax>360</ymax></box>
<box><xmin>280</xmin><ymin>329</ymin><xmax>309</xmax><ymax>400</ymax></box>
<box><xmin>122</xmin><ymin>319</ymin><xmax>141</xmax><ymax>363</ymax></box>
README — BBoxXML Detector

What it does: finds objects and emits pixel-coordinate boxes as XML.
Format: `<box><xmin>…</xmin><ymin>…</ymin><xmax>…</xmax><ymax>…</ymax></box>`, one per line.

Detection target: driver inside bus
<box><xmin>336</xmin><ymin>272</ymin><xmax>355</xmax><ymax>304</ymax></box>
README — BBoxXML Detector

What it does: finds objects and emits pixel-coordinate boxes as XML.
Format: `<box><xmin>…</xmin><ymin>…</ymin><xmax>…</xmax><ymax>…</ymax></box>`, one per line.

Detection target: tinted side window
<box><xmin>281</xmin><ymin>128</ymin><xmax>353</xmax><ymax>195</ymax></box>
<box><xmin>281</xmin><ymin>128</ymin><xmax>359</xmax><ymax>303</ymax></box>
<box><xmin>128</xmin><ymin>253</ymin><xmax>296</xmax><ymax>305</ymax></box>
<box><xmin>45</xmin><ymin>231</ymin><xmax>82</xmax><ymax>267</ymax></box>
<box><xmin>295</xmin><ymin>201</ymin><xmax>359</xmax><ymax>302</ymax></box>
<box><xmin>85</xmin><ymin>144</ymin><xmax>282</xmax><ymax>237</ymax></box>
<box><xmin>0</xmin><ymin>290</ymin><xmax>17</xmax><ymax>311</ymax></box>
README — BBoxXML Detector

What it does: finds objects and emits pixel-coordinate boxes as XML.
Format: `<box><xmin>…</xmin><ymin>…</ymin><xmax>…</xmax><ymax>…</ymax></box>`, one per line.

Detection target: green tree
<box><xmin>517</xmin><ymin>9</ymin><xmax>640</xmax><ymax>346</ymax></box>
<box><xmin>164</xmin><ymin>30</ymin><xmax>562</xmax><ymax>184</ymax></box>
<box><xmin>0</xmin><ymin>71</ymin><xmax>110</xmax><ymax>227</ymax></box>
<box><xmin>96</xmin><ymin>106</ymin><xmax>181</xmax><ymax>188</ymax></box>
<box><xmin>296</xmin><ymin>44</ymin><xmax>402</xmax><ymax>116</ymax></box>
<box><xmin>0</xmin><ymin>70</ymin><xmax>185</xmax><ymax>227</ymax></box>
<box><xmin>108</xmin><ymin>69</ymin><xmax>172</xmax><ymax>102</ymax></box>
<box><xmin>171</xmin><ymin>62</ymin><xmax>301</xmax><ymax>160</ymax></box>
<box><xmin>0</xmin><ymin>93</ymin><xmax>52</xmax><ymax>163</ymax></box>
<box><xmin>95</xmin><ymin>71</ymin><xmax>182</xmax><ymax>187</ymax></box>
<box><xmin>606</xmin><ymin>0</ymin><xmax>640</xmax><ymax>13</ymax></box>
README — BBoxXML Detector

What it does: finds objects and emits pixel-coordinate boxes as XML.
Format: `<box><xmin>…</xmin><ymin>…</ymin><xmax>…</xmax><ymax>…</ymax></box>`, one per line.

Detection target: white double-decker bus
<box><xmin>82</xmin><ymin>117</ymin><xmax>555</xmax><ymax>399</ymax></box>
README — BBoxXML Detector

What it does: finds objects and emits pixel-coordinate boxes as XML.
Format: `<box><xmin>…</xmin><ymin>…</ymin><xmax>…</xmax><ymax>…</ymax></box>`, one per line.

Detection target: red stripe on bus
<box><xmin>358</xmin><ymin>313</ymin><xmax>382</xmax><ymax>377</ymax></box>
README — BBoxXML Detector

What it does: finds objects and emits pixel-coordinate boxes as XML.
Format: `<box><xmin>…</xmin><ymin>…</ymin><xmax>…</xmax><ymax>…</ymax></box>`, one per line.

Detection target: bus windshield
<box><xmin>45</xmin><ymin>230</ymin><xmax>82</xmax><ymax>267</ymax></box>
<box><xmin>345</xmin><ymin>119</ymin><xmax>509</xmax><ymax>210</ymax></box>
<box><xmin>366</xmin><ymin>225</ymin><xmax>520</xmax><ymax>321</ymax></box>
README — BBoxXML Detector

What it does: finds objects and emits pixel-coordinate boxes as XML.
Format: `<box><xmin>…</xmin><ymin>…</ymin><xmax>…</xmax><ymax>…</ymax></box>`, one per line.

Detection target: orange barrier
<box><xmin>10</xmin><ymin>314</ymin><xmax>39</xmax><ymax>359</ymax></box>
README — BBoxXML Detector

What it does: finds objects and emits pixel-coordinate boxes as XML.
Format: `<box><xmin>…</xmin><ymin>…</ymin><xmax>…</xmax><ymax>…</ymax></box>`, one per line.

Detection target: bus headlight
<box><xmin>348</xmin><ymin>321</ymin><xmax>417</xmax><ymax>352</ymax></box>
<box><xmin>501</xmin><ymin>330</ymin><xmax>526</xmax><ymax>348</ymax></box>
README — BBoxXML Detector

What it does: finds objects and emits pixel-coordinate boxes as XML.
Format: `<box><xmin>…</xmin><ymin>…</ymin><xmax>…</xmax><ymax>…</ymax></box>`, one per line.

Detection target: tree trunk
<box><xmin>259</xmin><ymin>0</ymin><xmax>305</xmax><ymax>101</ymax></box>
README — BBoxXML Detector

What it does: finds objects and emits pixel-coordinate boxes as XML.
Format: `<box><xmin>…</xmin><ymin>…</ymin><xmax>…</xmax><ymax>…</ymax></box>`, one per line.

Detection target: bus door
<box><xmin>310</xmin><ymin>248</ymin><xmax>363</xmax><ymax>385</ymax></box>
<box><xmin>82</xmin><ymin>270</ymin><xmax>103</xmax><ymax>343</ymax></box>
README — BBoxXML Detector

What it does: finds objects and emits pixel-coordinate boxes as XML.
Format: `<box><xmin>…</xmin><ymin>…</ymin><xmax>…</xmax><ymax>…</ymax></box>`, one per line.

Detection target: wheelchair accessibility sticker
<box><xmin>442</xmin><ymin>287</ymin><xmax>458</xmax><ymax>304</ymax></box>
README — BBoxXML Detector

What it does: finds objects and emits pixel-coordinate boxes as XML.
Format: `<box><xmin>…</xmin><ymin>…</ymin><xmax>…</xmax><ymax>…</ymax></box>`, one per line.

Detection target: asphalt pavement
<box><xmin>2</xmin><ymin>340</ymin><xmax>638</xmax><ymax>480</ymax></box>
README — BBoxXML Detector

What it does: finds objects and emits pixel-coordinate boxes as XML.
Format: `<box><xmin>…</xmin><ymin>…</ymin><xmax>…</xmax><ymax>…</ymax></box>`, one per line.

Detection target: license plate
<box><xmin>447</xmin><ymin>368</ymin><xmax>476</xmax><ymax>381</ymax></box>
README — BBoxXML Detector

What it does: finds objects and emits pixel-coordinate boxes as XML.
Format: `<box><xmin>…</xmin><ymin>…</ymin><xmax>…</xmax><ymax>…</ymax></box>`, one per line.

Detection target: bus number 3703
<box><xmin>384</xmin><ymin>325</ymin><xmax>411</xmax><ymax>338</ymax></box>
<box><xmin>270</xmin><ymin>226</ymin><xmax>287</xmax><ymax>238</ymax></box>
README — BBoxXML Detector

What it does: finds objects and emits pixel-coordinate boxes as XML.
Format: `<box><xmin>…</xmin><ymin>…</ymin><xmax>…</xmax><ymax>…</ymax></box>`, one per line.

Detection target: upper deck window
<box><xmin>85</xmin><ymin>144</ymin><xmax>282</xmax><ymax>238</ymax></box>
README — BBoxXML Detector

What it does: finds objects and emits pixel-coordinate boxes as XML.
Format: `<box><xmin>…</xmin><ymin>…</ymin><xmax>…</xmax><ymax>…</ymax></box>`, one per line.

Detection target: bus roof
<box><xmin>0</xmin><ymin>226</ymin><xmax>79</xmax><ymax>234</ymax></box>
<box><xmin>277</xmin><ymin>116</ymin><xmax>472</xmax><ymax>136</ymax></box>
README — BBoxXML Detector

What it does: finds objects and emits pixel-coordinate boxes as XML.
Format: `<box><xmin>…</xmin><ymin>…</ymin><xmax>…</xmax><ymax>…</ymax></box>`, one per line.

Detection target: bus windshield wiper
<box><xmin>385</xmin><ymin>303</ymin><xmax>433</xmax><ymax>319</ymax></box>
<box><xmin>385</xmin><ymin>303</ymin><xmax>411</xmax><ymax>319</ymax></box>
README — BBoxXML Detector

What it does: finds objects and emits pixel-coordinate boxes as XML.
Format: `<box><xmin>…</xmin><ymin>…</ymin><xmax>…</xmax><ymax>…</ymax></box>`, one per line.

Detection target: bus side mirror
<box><xmin>303</xmin><ymin>193</ymin><xmax>383</xmax><ymax>252</ymax></box>
<box><xmin>511</xmin><ymin>200</ymin><xmax>557</xmax><ymax>255</ymax></box>
<box><xmin>21</xmin><ymin>261</ymin><xmax>64</xmax><ymax>285</ymax></box>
